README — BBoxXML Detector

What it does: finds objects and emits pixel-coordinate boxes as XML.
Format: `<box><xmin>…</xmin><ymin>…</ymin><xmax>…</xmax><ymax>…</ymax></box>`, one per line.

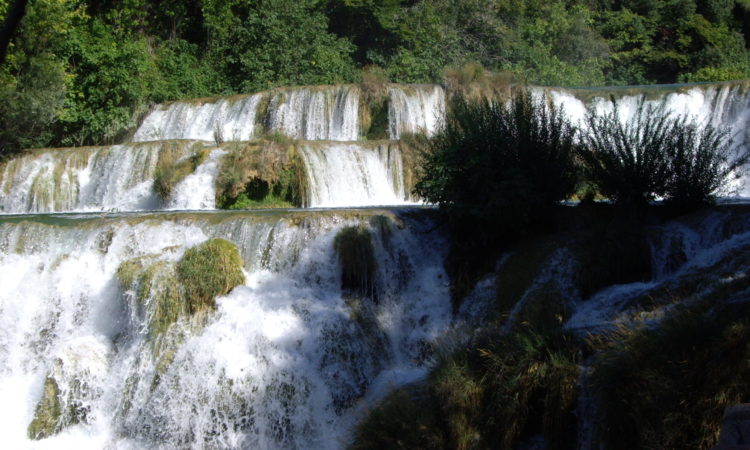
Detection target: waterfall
<box><xmin>0</xmin><ymin>142</ymin><xmax>203</xmax><ymax>214</ymax></box>
<box><xmin>387</xmin><ymin>85</ymin><xmax>446</xmax><ymax>139</ymax></box>
<box><xmin>0</xmin><ymin>210</ymin><xmax>450</xmax><ymax>448</ymax></box>
<box><xmin>266</xmin><ymin>87</ymin><xmax>360</xmax><ymax>141</ymax></box>
<box><xmin>133</xmin><ymin>95</ymin><xmax>263</xmax><ymax>142</ymax></box>
<box><xmin>546</xmin><ymin>82</ymin><xmax>750</xmax><ymax>195</ymax></box>
<box><xmin>298</xmin><ymin>142</ymin><xmax>414</xmax><ymax>208</ymax></box>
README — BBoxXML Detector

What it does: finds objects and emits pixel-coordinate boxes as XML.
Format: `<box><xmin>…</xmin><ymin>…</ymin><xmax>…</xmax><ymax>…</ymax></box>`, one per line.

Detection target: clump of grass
<box><xmin>442</xmin><ymin>63</ymin><xmax>518</xmax><ymax>100</ymax></box>
<box><xmin>333</xmin><ymin>225</ymin><xmax>377</xmax><ymax>298</ymax></box>
<box><xmin>215</xmin><ymin>139</ymin><xmax>307</xmax><ymax>209</ymax></box>
<box><xmin>351</xmin><ymin>386</ymin><xmax>448</xmax><ymax>450</ymax></box>
<box><xmin>177</xmin><ymin>238</ymin><xmax>245</xmax><ymax>313</ymax></box>
<box><xmin>153</xmin><ymin>142</ymin><xmax>209</xmax><ymax>201</ymax></box>
<box><xmin>480</xmin><ymin>328</ymin><xmax>582</xmax><ymax>449</ymax></box>
<box><xmin>589</xmin><ymin>288</ymin><xmax>750</xmax><ymax>449</ymax></box>
<box><xmin>351</xmin><ymin>327</ymin><xmax>582</xmax><ymax>449</ymax></box>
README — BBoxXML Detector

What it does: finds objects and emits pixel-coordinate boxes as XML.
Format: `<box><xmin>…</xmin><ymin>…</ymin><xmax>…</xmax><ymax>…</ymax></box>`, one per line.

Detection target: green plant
<box><xmin>414</xmin><ymin>89</ymin><xmax>578</xmax><ymax>303</ymax></box>
<box><xmin>664</xmin><ymin>117</ymin><xmax>747</xmax><ymax>207</ymax></box>
<box><xmin>590</xmin><ymin>296</ymin><xmax>750</xmax><ymax>449</ymax></box>
<box><xmin>580</xmin><ymin>100</ymin><xmax>747</xmax><ymax>207</ymax></box>
<box><xmin>176</xmin><ymin>238</ymin><xmax>245</xmax><ymax>313</ymax></box>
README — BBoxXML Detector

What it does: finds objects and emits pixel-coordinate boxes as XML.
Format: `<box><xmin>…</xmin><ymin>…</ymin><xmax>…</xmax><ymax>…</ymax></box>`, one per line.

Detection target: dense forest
<box><xmin>1</xmin><ymin>0</ymin><xmax>750</xmax><ymax>156</ymax></box>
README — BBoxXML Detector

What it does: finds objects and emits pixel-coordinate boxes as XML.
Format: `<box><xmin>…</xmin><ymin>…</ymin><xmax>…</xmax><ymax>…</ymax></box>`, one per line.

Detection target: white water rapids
<box><xmin>0</xmin><ymin>210</ymin><xmax>451</xmax><ymax>449</ymax></box>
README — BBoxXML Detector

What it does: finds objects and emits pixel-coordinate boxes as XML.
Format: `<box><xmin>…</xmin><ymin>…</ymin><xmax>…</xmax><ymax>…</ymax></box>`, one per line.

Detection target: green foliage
<box><xmin>57</xmin><ymin>18</ymin><xmax>158</xmax><ymax>146</ymax></box>
<box><xmin>333</xmin><ymin>225</ymin><xmax>377</xmax><ymax>298</ymax></box>
<box><xmin>176</xmin><ymin>238</ymin><xmax>245</xmax><ymax>313</ymax></box>
<box><xmin>580</xmin><ymin>100</ymin><xmax>746</xmax><ymax>206</ymax></box>
<box><xmin>590</xmin><ymin>298</ymin><xmax>750</xmax><ymax>449</ymax></box>
<box><xmin>415</xmin><ymin>90</ymin><xmax>578</xmax><ymax>227</ymax></box>
<box><xmin>215</xmin><ymin>140</ymin><xmax>308</xmax><ymax>209</ymax></box>
<box><xmin>415</xmin><ymin>90</ymin><xmax>578</xmax><ymax>303</ymax></box>
<box><xmin>202</xmin><ymin>0</ymin><xmax>358</xmax><ymax>93</ymax></box>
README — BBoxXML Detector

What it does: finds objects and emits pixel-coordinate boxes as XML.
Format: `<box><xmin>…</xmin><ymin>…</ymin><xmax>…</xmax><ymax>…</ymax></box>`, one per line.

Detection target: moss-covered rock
<box><xmin>153</xmin><ymin>143</ymin><xmax>210</xmax><ymax>201</ymax></box>
<box><xmin>333</xmin><ymin>226</ymin><xmax>377</xmax><ymax>298</ymax></box>
<box><xmin>215</xmin><ymin>140</ymin><xmax>308</xmax><ymax>209</ymax></box>
<box><xmin>177</xmin><ymin>238</ymin><xmax>245</xmax><ymax>313</ymax></box>
<box><xmin>27</xmin><ymin>374</ymin><xmax>63</xmax><ymax>439</ymax></box>
<box><xmin>117</xmin><ymin>239</ymin><xmax>244</xmax><ymax>339</ymax></box>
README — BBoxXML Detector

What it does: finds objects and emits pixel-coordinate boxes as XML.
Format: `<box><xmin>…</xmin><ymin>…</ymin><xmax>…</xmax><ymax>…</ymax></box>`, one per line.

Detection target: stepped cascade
<box><xmin>0</xmin><ymin>81</ymin><xmax>749</xmax><ymax>448</ymax></box>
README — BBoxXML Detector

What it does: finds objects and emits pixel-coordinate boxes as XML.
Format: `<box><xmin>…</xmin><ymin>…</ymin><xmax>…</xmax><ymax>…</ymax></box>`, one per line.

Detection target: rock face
<box><xmin>716</xmin><ymin>404</ymin><xmax>750</xmax><ymax>448</ymax></box>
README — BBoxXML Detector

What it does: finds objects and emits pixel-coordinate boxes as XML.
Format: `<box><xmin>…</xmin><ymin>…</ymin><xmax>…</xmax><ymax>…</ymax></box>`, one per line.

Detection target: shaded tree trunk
<box><xmin>0</xmin><ymin>0</ymin><xmax>28</xmax><ymax>64</ymax></box>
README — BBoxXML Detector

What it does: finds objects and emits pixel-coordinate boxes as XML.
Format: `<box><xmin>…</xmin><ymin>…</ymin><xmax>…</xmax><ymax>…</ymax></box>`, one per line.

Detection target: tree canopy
<box><xmin>1</xmin><ymin>0</ymin><xmax>749</xmax><ymax>155</ymax></box>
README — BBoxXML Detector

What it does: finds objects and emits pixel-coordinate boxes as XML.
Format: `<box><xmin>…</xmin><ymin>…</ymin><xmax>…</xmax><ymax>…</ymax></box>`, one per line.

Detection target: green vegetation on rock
<box><xmin>215</xmin><ymin>140</ymin><xmax>308</xmax><ymax>209</ymax></box>
<box><xmin>27</xmin><ymin>375</ymin><xmax>62</xmax><ymax>439</ymax></box>
<box><xmin>176</xmin><ymin>238</ymin><xmax>245</xmax><ymax>313</ymax></box>
<box><xmin>153</xmin><ymin>143</ymin><xmax>210</xmax><ymax>202</ymax></box>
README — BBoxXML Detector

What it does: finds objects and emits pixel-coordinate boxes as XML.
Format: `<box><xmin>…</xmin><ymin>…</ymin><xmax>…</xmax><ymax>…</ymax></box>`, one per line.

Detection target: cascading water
<box><xmin>3</xmin><ymin>81</ymin><xmax>750</xmax><ymax>449</ymax></box>
<box><xmin>266</xmin><ymin>87</ymin><xmax>360</xmax><ymax>141</ymax></box>
<box><xmin>0</xmin><ymin>141</ymin><xmax>202</xmax><ymax>214</ymax></box>
<box><xmin>0</xmin><ymin>210</ymin><xmax>450</xmax><ymax>448</ymax></box>
<box><xmin>298</xmin><ymin>142</ymin><xmax>414</xmax><ymax>207</ymax></box>
<box><xmin>546</xmin><ymin>82</ymin><xmax>750</xmax><ymax>195</ymax></box>
<box><xmin>133</xmin><ymin>95</ymin><xmax>264</xmax><ymax>143</ymax></box>
<box><xmin>387</xmin><ymin>85</ymin><xmax>446</xmax><ymax>139</ymax></box>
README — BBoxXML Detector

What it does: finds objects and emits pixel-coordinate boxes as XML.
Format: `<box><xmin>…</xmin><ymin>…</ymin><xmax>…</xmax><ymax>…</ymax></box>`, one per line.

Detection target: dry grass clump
<box><xmin>442</xmin><ymin>63</ymin><xmax>519</xmax><ymax>100</ymax></box>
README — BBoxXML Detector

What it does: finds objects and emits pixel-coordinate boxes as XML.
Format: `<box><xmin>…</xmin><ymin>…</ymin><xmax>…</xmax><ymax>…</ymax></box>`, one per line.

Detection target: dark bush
<box><xmin>414</xmin><ymin>89</ymin><xmax>578</xmax><ymax>302</ymax></box>
<box><xmin>580</xmin><ymin>100</ymin><xmax>747</xmax><ymax>207</ymax></box>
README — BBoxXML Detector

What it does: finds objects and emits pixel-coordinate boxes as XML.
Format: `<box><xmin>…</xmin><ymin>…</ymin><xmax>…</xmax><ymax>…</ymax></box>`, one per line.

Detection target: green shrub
<box><xmin>414</xmin><ymin>89</ymin><xmax>578</xmax><ymax>303</ymax></box>
<box><xmin>580</xmin><ymin>100</ymin><xmax>747</xmax><ymax>207</ymax></box>
<box><xmin>176</xmin><ymin>238</ymin><xmax>244</xmax><ymax>313</ymax></box>
<box><xmin>580</xmin><ymin>101</ymin><xmax>672</xmax><ymax>205</ymax></box>
<box><xmin>664</xmin><ymin>117</ymin><xmax>747</xmax><ymax>207</ymax></box>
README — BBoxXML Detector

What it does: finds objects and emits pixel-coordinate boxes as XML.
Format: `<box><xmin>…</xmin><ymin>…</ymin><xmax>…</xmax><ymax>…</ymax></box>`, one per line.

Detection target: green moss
<box><xmin>27</xmin><ymin>375</ymin><xmax>62</xmax><ymax>440</ymax></box>
<box><xmin>215</xmin><ymin>140</ymin><xmax>308</xmax><ymax>209</ymax></box>
<box><xmin>153</xmin><ymin>143</ymin><xmax>210</xmax><ymax>201</ymax></box>
<box><xmin>362</xmin><ymin>97</ymin><xmax>389</xmax><ymax>140</ymax></box>
<box><xmin>116</xmin><ymin>256</ymin><xmax>184</xmax><ymax>337</ymax></box>
<box><xmin>333</xmin><ymin>226</ymin><xmax>377</xmax><ymax>298</ymax></box>
<box><xmin>177</xmin><ymin>238</ymin><xmax>245</xmax><ymax>313</ymax></box>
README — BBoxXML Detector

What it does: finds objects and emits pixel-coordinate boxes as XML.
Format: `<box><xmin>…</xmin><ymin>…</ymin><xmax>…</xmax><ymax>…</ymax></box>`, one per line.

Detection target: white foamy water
<box><xmin>167</xmin><ymin>148</ymin><xmax>227</xmax><ymax>210</ymax></box>
<box><xmin>299</xmin><ymin>142</ymin><xmax>414</xmax><ymax>208</ymax></box>
<box><xmin>0</xmin><ymin>210</ymin><xmax>450</xmax><ymax>449</ymax></box>
<box><xmin>133</xmin><ymin>95</ymin><xmax>263</xmax><ymax>142</ymax></box>
<box><xmin>387</xmin><ymin>85</ymin><xmax>446</xmax><ymax>139</ymax></box>
<box><xmin>266</xmin><ymin>87</ymin><xmax>360</xmax><ymax>141</ymax></box>
<box><xmin>0</xmin><ymin>142</ymin><xmax>201</xmax><ymax>214</ymax></box>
